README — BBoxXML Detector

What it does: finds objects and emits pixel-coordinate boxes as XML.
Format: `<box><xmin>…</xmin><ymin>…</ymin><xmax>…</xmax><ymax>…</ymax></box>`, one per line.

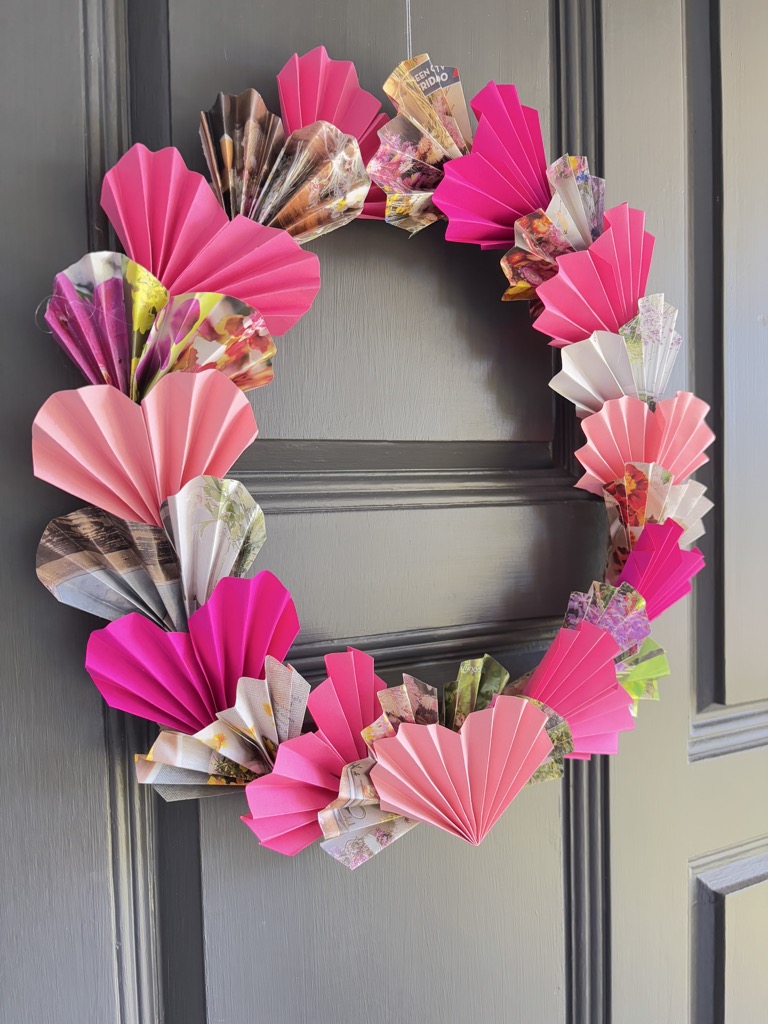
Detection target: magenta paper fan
<box><xmin>277</xmin><ymin>44</ymin><xmax>388</xmax><ymax>219</ymax></box>
<box><xmin>523</xmin><ymin>621</ymin><xmax>634</xmax><ymax>758</ymax></box>
<box><xmin>32</xmin><ymin>371</ymin><xmax>257</xmax><ymax>526</ymax></box>
<box><xmin>617</xmin><ymin>521</ymin><xmax>705</xmax><ymax>620</ymax></box>
<box><xmin>371</xmin><ymin>696</ymin><xmax>552</xmax><ymax>845</ymax></box>
<box><xmin>100</xmin><ymin>143</ymin><xmax>320</xmax><ymax>335</ymax></box>
<box><xmin>533</xmin><ymin>204</ymin><xmax>655</xmax><ymax>346</ymax></box>
<box><xmin>574</xmin><ymin>393</ymin><xmax>715</xmax><ymax>495</ymax></box>
<box><xmin>243</xmin><ymin>647</ymin><xmax>386</xmax><ymax>855</ymax></box>
<box><xmin>85</xmin><ymin>573</ymin><xmax>299</xmax><ymax>733</ymax></box>
<box><xmin>432</xmin><ymin>81</ymin><xmax>551</xmax><ymax>250</ymax></box>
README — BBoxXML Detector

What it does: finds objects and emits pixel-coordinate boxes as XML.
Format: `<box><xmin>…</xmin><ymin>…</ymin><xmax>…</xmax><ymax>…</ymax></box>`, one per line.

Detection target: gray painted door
<box><xmin>1</xmin><ymin>1</ymin><xmax>765</xmax><ymax>1022</ymax></box>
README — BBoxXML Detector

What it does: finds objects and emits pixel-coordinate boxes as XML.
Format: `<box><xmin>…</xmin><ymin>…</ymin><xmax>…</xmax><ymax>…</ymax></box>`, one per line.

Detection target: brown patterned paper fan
<box><xmin>200</xmin><ymin>90</ymin><xmax>370</xmax><ymax>243</ymax></box>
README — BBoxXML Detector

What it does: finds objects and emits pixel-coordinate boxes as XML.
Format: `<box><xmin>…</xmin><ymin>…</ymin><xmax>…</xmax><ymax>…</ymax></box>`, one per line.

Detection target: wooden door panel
<box><xmin>605</xmin><ymin>0</ymin><xmax>768</xmax><ymax>1021</ymax></box>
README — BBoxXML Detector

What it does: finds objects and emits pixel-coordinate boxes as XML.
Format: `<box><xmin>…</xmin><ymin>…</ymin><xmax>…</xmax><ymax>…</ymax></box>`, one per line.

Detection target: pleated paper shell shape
<box><xmin>277</xmin><ymin>44</ymin><xmax>387</xmax><ymax>218</ymax></box>
<box><xmin>370</xmin><ymin>695</ymin><xmax>552</xmax><ymax>845</ymax></box>
<box><xmin>85</xmin><ymin>573</ymin><xmax>299</xmax><ymax>733</ymax></box>
<box><xmin>36</xmin><ymin>506</ymin><xmax>185</xmax><ymax>630</ymax></box>
<box><xmin>32</xmin><ymin>371</ymin><xmax>257</xmax><ymax>527</ymax></box>
<box><xmin>200</xmin><ymin>95</ymin><xmax>370</xmax><ymax>243</ymax></box>
<box><xmin>100</xmin><ymin>143</ymin><xmax>320</xmax><ymax>335</ymax></box>
<box><xmin>433</xmin><ymin>80</ymin><xmax>551</xmax><ymax>249</ymax></box>
<box><xmin>534</xmin><ymin>204</ymin><xmax>655</xmax><ymax>346</ymax></box>
<box><xmin>161</xmin><ymin>475</ymin><xmax>266</xmax><ymax>617</ymax></box>
<box><xmin>523</xmin><ymin>621</ymin><xmax>634</xmax><ymax>758</ymax></box>
<box><xmin>574</xmin><ymin>392</ymin><xmax>715</xmax><ymax>495</ymax></box>
<box><xmin>45</xmin><ymin>251</ymin><xmax>277</xmax><ymax>399</ymax></box>
<box><xmin>243</xmin><ymin>648</ymin><xmax>387</xmax><ymax>855</ymax></box>
<box><xmin>44</xmin><ymin>252</ymin><xmax>169</xmax><ymax>394</ymax></box>
<box><xmin>617</xmin><ymin>520</ymin><xmax>705</xmax><ymax>620</ymax></box>
<box><xmin>549</xmin><ymin>294</ymin><xmax>682</xmax><ymax>416</ymax></box>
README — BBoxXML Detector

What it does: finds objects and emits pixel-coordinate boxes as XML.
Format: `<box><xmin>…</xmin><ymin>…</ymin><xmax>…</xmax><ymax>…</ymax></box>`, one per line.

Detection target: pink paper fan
<box><xmin>101</xmin><ymin>143</ymin><xmax>320</xmax><ymax>335</ymax></box>
<box><xmin>617</xmin><ymin>521</ymin><xmax>705</xmax><ymax>619</ymax></box>
<box><xmin>533</xmin><ymin>204</ymin><xmax>655</xmax><ymax>346</ymax></box>
<box><xmin>370</xmin><ymin>696</ymin><xmax>552</xmax><ymax>845</ymax></box>
<box><xmin>243</xmin><ymin>647</ymin><xmax>386</xmax><ymax>855</ymax></box>
<box><xmin>574</xmin><ymin>393</ymin><xmax>714</xmax><ymax>495</ymax></box>
<box><xmin>277</xmin><ymin>46</ymin><xmax>387</xmax><ymax>164</ymax></box>
<box><xmin>85</xmin><ymin>573</ymin><xmax>299</xmax><ymax>732</ymax></box>
<box><xmin>32</xmin><ymin>371</ymin><xmax>256</xmax><ymax>526</ymax></box>
<box><xmin>523</xmin><ymin>621</ymin><xmax>634</xmax><ymax>757</ymax></box>
<box><xmin>277</xmin><ymin>46</ymin><xmax>388</xmax><ymax>222</ymax></box>
<box><xmin>432</xmin><ymin>81</ymin><xmax>551</xmax><ymax>250</ymax></box>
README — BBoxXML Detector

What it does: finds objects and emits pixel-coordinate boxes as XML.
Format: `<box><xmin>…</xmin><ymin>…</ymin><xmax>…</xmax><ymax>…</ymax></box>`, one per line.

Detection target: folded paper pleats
<box><xmin>371</xmin><ymin>696</ymin><xmax>552</xmax><ymax>845</ymax></box>
<box><xmin>32</xmin><ymin>373</ymin><xmax>257</xmax><ymax>526</ymax></box>
<box><xmin>574</xmin><ymin>393</ymin><xmax>714</xmax><ymax>495</ymax></box>
<box><xmin>617</xmin><ymin>521</ymin><xmax>705</xmax><ymax>620</ymax></box>
<box><xmin>134</xmin><ymin>660</ymin><xmax>311</xmax><ymax>800</ymax></box>
<box><xmin>243</xmin><ymin>648</ymin><xmax>386</xmax><ymax>855</ymax></box>
<box><xmin>521</xmin><ymin>621</ymin><xmax>634</xmax><ymax>758</ymax></box>
<box><xmin>85</xmin><ymin>573</ymin><xmax>299</xmax><ymax>732</ymax></box>
<box><xmin>534</xmin><ymin>204</ymin><xmax>655</xmax><ymax>346</ymax></box>
<box><xmin>434</xmin><ymin>81</ymin><xmax>550</xmax><ymax>249</ymax></box>
<box><xmin>100</xmin><ymin>143</ymin><xmax>320</xmax><ymax>335</ymax></box>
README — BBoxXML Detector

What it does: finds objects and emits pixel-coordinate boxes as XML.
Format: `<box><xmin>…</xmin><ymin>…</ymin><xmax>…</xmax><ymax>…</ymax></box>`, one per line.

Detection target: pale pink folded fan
<box><xmin>277</xmin><ymin>45</ymin><xmax>388</xmax><ymax>220</ymax></box>
<box><xmin>32</xmin><ymin>371</ymin><xmax>256</xmax><ymax>526</ymax></box>
<box><xmin>523</xmin><ymin>621</ymin><xmax>633</xmax><ymax>758</ymax></box>
<box><xmin>243</xmin><ymin>647</ymin><xmax>386</xmax><ymax>854</ymax></box>
<box><xmin>100</xmin><ymin>143</ymin><xmax>320</xmax><ymax>335</ymax></box>
<box><xmin>85</xmin><ymin>572</ymin><xmax>299</xmax><ymax>732</ymax></box>
<box><xmin>371</xmin><ymin>696</ymin><xmax>552</xmax><ymax>845</ymax></box>
<box><xmin>617</xmin><ymin>520</ymin><xmax>704</xmax><ymax>620</ymax></box>
<box><xmin>534</xmin><ymin>204</ymin><xmax>655</xmax><ymax>346</ymax></box>
<box><xmin>574</xmin><ymin>392</ymin><xmax>715</xmax><ymax>495</ymax></box>
<box><xmin>433</xmin><ymin>81</ymin><xmax>551</xmax><ymax>249</ymax></box>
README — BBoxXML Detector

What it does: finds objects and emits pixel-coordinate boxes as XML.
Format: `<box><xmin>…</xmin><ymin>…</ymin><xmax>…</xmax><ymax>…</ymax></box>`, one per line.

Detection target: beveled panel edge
<box><xmin>685</xmin><ymin>0</ymin><xmax>726</xmax><ymax>715</ymax></box>
<box><xmin>688</xmin><ymin>701</ymin><xmax>768</xmax><ymax>762</ymax></box>
<box><xmin>242</xmin><ymin>465</ymin><xmax>596</xmax><ymax>515</ymax></box>
<box><xmin>689</xmin><ymin>836</ymin><xmax>768</xmax><ymax>1024</ymax></box>
<box><xmin>287</xmin><ymin>615</ymin><xmax>561</xmax><ymax>681</ymax></box>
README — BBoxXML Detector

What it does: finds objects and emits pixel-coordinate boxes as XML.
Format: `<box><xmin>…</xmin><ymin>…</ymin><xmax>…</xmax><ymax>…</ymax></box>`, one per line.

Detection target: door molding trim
<box><xmin>551</xmin><ymin>1</ymin><xmax>612</xmax><ymax>1022</ymax></box>
<box><xmin>690</xmin><ymin>836</ymin><xmax>768</xmax><ymax>1024</ymax></box>
<box><xmin>685</xmin><ymin>0</ymin><xmax>768</xmax><ymax>751</ymax></box>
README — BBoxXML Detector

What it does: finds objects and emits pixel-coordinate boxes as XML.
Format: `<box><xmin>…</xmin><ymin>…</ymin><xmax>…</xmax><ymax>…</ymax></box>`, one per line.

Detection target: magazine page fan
<box><xmin>44</xmin><ymin>252</ymin><xmax>169</xmax><ymax>393</ymax></box>
<box><xmin>36</xmin><ymin>507</ymin><xmax>185</xmax><ymax>630</ymax></box>
<box><xmin>161</xmin><ymin>476</ymin><xmax>266</xmax><ymax>617</ymax></box>
<box><xmin>133</xmin><ymin>291</ymin><xmax>276</xmax><ymax>398</ymax></box>
<box><xmin>136</xmin><ymin>659</ymin><xmax>311</xmax><ymax>801</ymax></box>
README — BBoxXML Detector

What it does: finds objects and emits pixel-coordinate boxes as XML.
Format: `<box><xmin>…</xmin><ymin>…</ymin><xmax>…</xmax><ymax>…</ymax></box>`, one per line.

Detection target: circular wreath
<box><xmin>34</xmin><ymin>47</ymin><xmax>713</xmax><ymax>870</ymax></box>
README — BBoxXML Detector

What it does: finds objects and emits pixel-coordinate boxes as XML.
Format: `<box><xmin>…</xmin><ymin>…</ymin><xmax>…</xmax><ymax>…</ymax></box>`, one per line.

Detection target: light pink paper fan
<box><xmin>523</xmin><ymin>621</ymin><xmax>633</xmax><ymax>758</ymax></box>
<box><xmin>85</xmin><ymin>572</ymin><xmax>299</xmax><ymax>732</ymax></box>
<box><xmin>617</xmin><ymin>520</ymin><xmax>705</xmax><ymax>620</ymax></box>
<box><xmin>32</xmin><ymin>371</ymin><xmax>256</xmax><ymax>526</ymax></box>
<box><xmin>277</xmin><ymin>45</ymin><xmax>388</xmax><ymax>220</ymax></box>
<box><xmin>243</xmin><ymin>647</ymin><xmax>387</xmax><ymax>855</ymax></box>
<box><xmin>574</xmin><ymin>392</ymin><xmax>715</xmax><ymax>495</ymax></box>
<box><xmin>533</xmin><ymin>204</ymin><xmax>655</xmax><ymax>346</ymax></box>
<box><xmin>433</xmin><ymin>81</ymin><xmax>551</xmax><ymax>250</ymax></box>
<box><xmin>370</xmin><ymin>696</ymin><xmax>552</xmax><ymax>845</ymax></box>
<box><xmin>101</xmin><ymin>143</ymin><xmax>320</xmax><ymax>335</ymax></box>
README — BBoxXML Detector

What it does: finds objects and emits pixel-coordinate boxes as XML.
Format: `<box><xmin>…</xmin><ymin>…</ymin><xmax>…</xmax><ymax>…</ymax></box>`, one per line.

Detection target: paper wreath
<box><xmin>32</xmin><ymin>48</ymin><xmax>715</xmax><ymax>873</ymax></box>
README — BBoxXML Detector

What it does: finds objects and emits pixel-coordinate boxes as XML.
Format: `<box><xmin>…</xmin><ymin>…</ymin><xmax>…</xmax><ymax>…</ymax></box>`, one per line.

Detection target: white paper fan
<box><xmin>550</xmin><ymin>294</ymin><xmax>682</xmax><ymax>415</ymax></box>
